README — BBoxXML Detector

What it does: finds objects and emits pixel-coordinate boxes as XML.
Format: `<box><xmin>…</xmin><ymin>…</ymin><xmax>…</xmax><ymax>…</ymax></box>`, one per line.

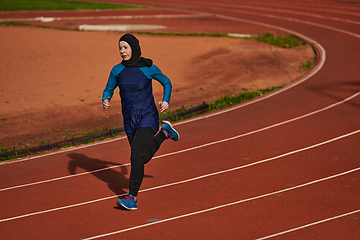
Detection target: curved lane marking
<box><xmin>270</xmin><ymin>1</ymin><xmax>360</xmax><ymax>14</ymax></box>
<box><xmin>255</xmin><ymin>2</ymin><xmax>360</xmax><ymax>17</ymax></box>
<box><xmin>148</xmin><ymin>1</ymin><xmax>360</xmax><ymax>37</ymax></box>
<box><xmin>1</xmin><ymin>129</ymin><xmax>359</xmax><ymax>223</ymax></box>
<box><xmin>210</xmin><ymin>7</ymin><xmax>360</xmax><ymax>39</ymax></box>
<box><xmin>194</xmin><ymin>2</ymin><xmax>360</xmax><ymax>25</ymax></box>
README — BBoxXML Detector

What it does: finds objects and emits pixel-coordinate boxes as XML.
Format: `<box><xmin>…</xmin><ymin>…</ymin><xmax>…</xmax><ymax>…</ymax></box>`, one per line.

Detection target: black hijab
<box><xmin>119</xmin><ymin>34</ymin><xmax>153</xmax><ymax>68</ymax></box>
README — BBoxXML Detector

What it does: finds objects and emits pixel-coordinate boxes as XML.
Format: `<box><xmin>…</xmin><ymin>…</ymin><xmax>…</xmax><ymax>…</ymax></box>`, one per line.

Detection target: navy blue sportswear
<box><xmin>102</xmin><ymin>63</ymin><xmax>172</xmax><ymax>136</ymax></box>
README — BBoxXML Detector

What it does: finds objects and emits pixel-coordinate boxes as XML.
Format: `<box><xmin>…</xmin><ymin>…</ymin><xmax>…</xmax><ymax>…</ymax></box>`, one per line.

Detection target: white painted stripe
<box><xmin>228</xmin><ymin>33</ymin><xmax>253</xmax><ymax>38</ymax></box>
<box><xmin>78</xmin><ymin>24</ymin><xmax>166</xmax><ymax>31</ymax></box>
<box><xmin>1</xmin><ymin>135</ymin><xmax>127</xmax><ymax>165</ymax></box>
<box><xmin>0</xmin><ymin>164</ymin><xmax>129</xmax><ymax>192</ymax></box>
<box><xmin>1</xmin><ymin>129</ymin><xmax>358</xmax><ymax>223</ymax></box>
<box><xmin>83</xmin><ymin>167</ymin><xmax>360</xmax><ymax>239</ymax></box>
<box><xmin>0</xmin><ymin>195</ymin><xmax>121</xmax><ymax>223</ymax></box>
<box><xmin>1</xmin><ymin>90</ymin><xmax>358</xmax><ymax>192</ymax></box>
<box><xmin>255</xmin><ymin>209</ymin><xmax>360</xmax><ymax>240</ymax></box>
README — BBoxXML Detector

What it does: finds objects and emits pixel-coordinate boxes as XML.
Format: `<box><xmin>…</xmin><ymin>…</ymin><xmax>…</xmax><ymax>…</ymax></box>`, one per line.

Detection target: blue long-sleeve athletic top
<box><xmin>102</xmin><ymin>63</ymin><xmax>172</xmax><ymax>136</ymax></box>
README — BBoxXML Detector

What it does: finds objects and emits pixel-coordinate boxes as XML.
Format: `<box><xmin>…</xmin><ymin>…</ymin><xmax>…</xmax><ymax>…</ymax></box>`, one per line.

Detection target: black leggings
<box><xmin>127</xmin><ymin>127</ymin><xmax>166</xmax><ymax>196</ymax></box>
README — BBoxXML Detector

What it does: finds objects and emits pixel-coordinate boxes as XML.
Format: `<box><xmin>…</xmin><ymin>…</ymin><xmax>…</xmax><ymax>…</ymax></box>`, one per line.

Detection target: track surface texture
<box><xmin>1</xmin><ymin>0</ymin><xmax>360</xmax><ymax>239</ymax></box>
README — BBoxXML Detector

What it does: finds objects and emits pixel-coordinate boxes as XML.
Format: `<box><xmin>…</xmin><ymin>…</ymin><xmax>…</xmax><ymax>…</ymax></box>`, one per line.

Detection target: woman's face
<box><xmin>119</xmin><ymin>41</ymin><xmax>132</xmax><ymax>61</ymax></box>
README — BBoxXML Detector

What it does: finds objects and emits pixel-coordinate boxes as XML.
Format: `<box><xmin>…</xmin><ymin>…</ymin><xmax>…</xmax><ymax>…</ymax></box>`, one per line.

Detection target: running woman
<box><xmin>102</xmin><ymin>34</ymin><xmax>179</xmax><ymax>210</ymax></box>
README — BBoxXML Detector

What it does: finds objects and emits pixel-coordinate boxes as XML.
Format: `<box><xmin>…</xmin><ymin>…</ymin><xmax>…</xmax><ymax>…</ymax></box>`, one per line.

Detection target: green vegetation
<box><xmin>208</xmin><ymin>87</ymin><xmax>281</xmax><ymax>111</ymax></box>
<box><xmin>1</xmin><ymin>21</ymin><xmax>32</xmax><ymax>27</ymax></box>
<box><xmin>160</xmin><ymin>87</ymin><xmax>282</xmax><ymax>122</ymax></box>
<box><xmin>0</xmin><ymin>20</ymin><xmax>80</xmax><ymax>31</ymax></box>
<box><xmin>0</xmin><ymin>0</ymin><xmax>144</xmax><ymax>11</ymax></box>
<box><xmin>250</xmin><ymin>32</ymin><xmax>307</xmax><ymax>48</ymax></box>
<box><xmin>159</xmin><ymin>106</ymin><xmax>195</xmax><ymax>122</ymax></box>
<box><xmin>299</xmin><ymin>57</ymin><xmax>315</xmax><ymax>72</ymax></box>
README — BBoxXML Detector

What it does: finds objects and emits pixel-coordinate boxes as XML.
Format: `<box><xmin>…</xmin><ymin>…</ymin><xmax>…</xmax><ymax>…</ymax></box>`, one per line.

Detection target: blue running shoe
<box><xmin>161</xmin><ymin>121</ymin><xmax>180</xmax><ymax>141</ymax></box>
<box><xmin>117</xmin><ymin>194</ymin><xmax>138</xmax><ymax>210</ymax></box>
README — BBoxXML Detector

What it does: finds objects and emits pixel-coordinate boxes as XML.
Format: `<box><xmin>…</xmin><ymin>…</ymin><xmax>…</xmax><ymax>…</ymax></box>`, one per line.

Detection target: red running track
<box><xmin>0</xmin><ymin>0</ymin><xmax>359</xmax><ymax>239</ymax></box>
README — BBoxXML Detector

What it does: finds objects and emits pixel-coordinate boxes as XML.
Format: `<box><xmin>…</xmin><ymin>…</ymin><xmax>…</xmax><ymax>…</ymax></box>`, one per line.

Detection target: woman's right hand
<box><xmin>103</xmin><ymin>97</ymin><xmax>111</xmax><ymax>110</ymax></box>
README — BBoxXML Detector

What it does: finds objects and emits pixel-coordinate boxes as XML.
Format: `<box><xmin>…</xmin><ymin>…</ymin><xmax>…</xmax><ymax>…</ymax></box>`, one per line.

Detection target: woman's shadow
<box><xmin>67</xmin><ymin>153</ymin><xmax>129</xmax><ymax>198</ymax></box>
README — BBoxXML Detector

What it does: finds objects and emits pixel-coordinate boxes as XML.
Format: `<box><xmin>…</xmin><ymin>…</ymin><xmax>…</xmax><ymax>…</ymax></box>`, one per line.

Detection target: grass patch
<box><xmin>299</xmin><ymin>57</ymin><xmax>315</xmax><ymax>72</ymax></box>
<box><xmin>0</xmin><ymin>20</ymin><xmax>80</xmax><ymax>31</ymax></box>
<box><xmin>1</xmin><ymin>21</ymin><xmax>32</xmax><ymax>27</ymax></box>
<box><xmin>250</xmin><ymin>32</ymin><xmax>307</xmax><ymax>48</ymax></box>
<box><xmin>208</xmin><ymin>87</ymin><xmax>280</xmax><ymax>111</ymax></box>
<box><xmin>160</xmin><ymin>87</ymin><xmax>282</xmax><ymax>122</ymax></box>
<box><xmin>0</xmin><ymin>0</ymin><xmax>144</xmax><ymax>11</ymax></box>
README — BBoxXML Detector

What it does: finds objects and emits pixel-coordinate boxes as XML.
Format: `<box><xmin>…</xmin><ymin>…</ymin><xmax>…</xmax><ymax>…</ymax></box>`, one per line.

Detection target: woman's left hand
<box><xmin>159</xmin><ymin>101</ymin><xmax>169</xmax><ymax>113</ymax></box>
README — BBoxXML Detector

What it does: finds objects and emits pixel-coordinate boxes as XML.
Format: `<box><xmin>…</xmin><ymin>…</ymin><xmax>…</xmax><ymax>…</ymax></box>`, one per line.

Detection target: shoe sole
<box><xmin>163</xmin><ymin>120</ymin><xmax>180</xmax><ymax>141</ymax></box>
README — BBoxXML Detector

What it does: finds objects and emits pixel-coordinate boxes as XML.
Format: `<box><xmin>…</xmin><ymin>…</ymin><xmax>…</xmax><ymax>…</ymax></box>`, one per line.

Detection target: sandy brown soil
<box><xmin>0</xmin><ymin>25</ymin><xmax>314</xmax><ymax>151</ymax></box>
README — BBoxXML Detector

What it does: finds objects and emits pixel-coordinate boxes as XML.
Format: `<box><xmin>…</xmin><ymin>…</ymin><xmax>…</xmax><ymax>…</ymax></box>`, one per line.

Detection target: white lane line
<box><xmin>1</xmin><ymin>13</ymin><xmax>327</xmax><ymax>165</ymax></box>
<box><xmin>0</xmin><ymin>164</ymin><xmax>129</xmax><ymax>192</ymax></box>
<box><xmin>1</xmin><ymin>135</ymin><xmax>127</xmax><ymax>165</ymax></box>
<box><xmin>1</xmin><ymin>90</ymin><xmax>358</xmax><ymax>192</ymax></box>
<box><xmin>215</xmin><ymin>8</ymin><xmax>360</xmax><ymax>39</ymax></box>
<box><xmin>212</xmin><ymin>3</ymin><xmax>360</xmax><ymax>25</ymax></box>
<box><xmin>1</xmin><ymin>129</ymin><xmax>359</xmax><ymax>223</ymax></box>
<box><xmin>255</xmin><ymin>209</ymin><xmax>360</xmax><ymax>240</ymax></box>
<box><xmin>257</xmin><ymin>2</ymin><xmax>360</xmax><ymax>17</ymax></box>
<box><xmin>83</xmin><ymin>167</ymin><xmax>360</xmax><ymax>239</ymax></box>
<box><xmin>0</xmin><ymin>195</ymin><xmax>121</xmax><ymax>224</ymax></box>
<box><xmin>274</xmin><ymin>1</ymin><xmax>360</xmax><ymax>15</ymax></box>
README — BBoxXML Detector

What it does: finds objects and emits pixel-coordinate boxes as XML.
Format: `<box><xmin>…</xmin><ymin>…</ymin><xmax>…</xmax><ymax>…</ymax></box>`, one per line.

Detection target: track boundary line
<box><xmin>1</xmin><ymin>91</ymin><xmax>358</xmax><ymax>192</ymax></box>
<box><xmin>83</xmin><ymin>166</ymin><xmax>360</xmax><ymax>239</ymax></box>
<box><xmin>1</xmin><ymin>129</ymin><xmax>359</xmax><ymax>223</ymax></box>
<box><xmin>255</xmin><ymin>209</ymin><xmax>360</xmax><ymax>239</ymax></box>
<box><xmin>0</xmin><ymin>135</ymin><xmax>127</xmax><ymax>165</ymax></box>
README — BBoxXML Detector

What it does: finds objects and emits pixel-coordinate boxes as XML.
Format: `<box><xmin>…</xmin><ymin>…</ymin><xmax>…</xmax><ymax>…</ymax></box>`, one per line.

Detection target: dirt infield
<box><xmin>0</xmin><ymin>23</ymin><xmax>314</xmax><ymax>151</ymax></box>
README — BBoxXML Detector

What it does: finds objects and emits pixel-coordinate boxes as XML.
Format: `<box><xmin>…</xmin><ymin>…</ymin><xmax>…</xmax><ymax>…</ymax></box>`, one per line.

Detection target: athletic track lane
<box><xmin>0</xmin><ymin>0</ymin><xmax>359</xmax><ymax>239</ymax></box>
